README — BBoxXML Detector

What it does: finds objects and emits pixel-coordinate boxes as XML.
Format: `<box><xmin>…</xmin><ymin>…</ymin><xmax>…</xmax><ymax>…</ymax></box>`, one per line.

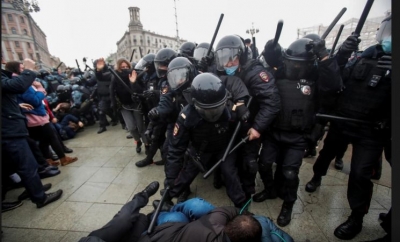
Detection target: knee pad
<box><xmin>283</xmin><ymin>169</ymin><xmax>298</xmax><ymax>181</ymax></box>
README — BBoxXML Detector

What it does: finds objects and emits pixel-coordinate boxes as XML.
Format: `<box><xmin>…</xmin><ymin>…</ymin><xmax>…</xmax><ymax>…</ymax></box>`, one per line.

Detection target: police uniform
<box><xmin>94</xmin><ymin>66</ymin><xmax>117</xmax><ymax>129</ymax></box>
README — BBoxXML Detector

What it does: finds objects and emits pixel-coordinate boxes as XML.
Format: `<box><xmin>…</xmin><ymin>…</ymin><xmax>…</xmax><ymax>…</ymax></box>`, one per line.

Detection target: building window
<box><xmin>15</xmin><ymin>41</ymin><xmax>20</xmax><ymax>47</ymax></box>
<box><xmin>11</xmin><ymin>27</ymin><xmax>17</xmax><ymax>34</ymax></box>
<box><xmin>20</xmin><ymin>16</ymin><xmax>25</xmax><ymax>23</ymax></box>
<box><xmin>8</xmin><ymin>14</ymin><xmax>13</xmax><ymax>21</ymax></box>
<box><xmin>17</xmin><ymin>53</ymin><xmax>23</xmax><ymax>60</ymax></box>
<box><xmin>29</xmin><ymin>53</ymin><xmax>34</xmax><ymax>60</ymax></box>
<box><xmin>23</xmin><ymin>29</ymin><xmax>28</xmax><ymax>35</ymax></box>
<box><xmin>27</xmin><ymin>42</ymin><xmax>31</xmax><ymax>48</ymax></box>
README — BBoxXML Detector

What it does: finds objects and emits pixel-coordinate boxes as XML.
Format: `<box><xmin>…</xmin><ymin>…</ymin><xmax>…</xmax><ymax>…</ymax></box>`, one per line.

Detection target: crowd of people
<box><xmin>1</xmin><ymin>13</ymin><xmax>391</xmax><ymax>242</ymax></box>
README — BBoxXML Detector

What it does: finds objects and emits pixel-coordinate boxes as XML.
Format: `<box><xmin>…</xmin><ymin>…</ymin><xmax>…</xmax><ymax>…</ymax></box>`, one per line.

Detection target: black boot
<box><xmin>334</xmin><ymin>214</ymin><xmax>363</xmax><ymax>240</ymax></box>
<box><xmin>141</xmin><ymin>181</ymin><xmax>159</xmax><ymax>198</ymax></box>
<box><xmin>252</xmin><ymin>187</ymin><xmax>277</xmax><ymax>202</ymax></box>
<box><xmin>277</xmin><ymin>201</ymin><xmax>294</xmax><ymax>227</ymax></box>
<box><xmin>135</xmin><ymin>157</ymin><xmax>153</xmax><ymax>167</ymax></box>
<box><xmin>335</xmin><ymin>158</ymin><xmax>344</xmax><ymax>170</ymax></box>
<box><xmin>136</xmin><ymin>141</ymin><xmax>142</xmax><ymax>153</ymax></box>
<box><xmin>177</xmin><ymin>187</ymin><xmax>192</xmax><ymax>203</ymax></box>
<box><xmin>305</xmin><ymin>175</ymin><xmax>322</xmax><ymax>193</ymax></box>
<box><xmin>97</xmin><ymin>127</ymin><xmax>107</xmax><ymax>134</ymax></box>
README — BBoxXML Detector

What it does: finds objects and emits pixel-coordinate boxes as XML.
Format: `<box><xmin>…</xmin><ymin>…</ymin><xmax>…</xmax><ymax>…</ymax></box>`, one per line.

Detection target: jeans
<box><xmin>2</xmin><ymin>137</ymin><xmax>46</xmax><ymax>203</ymax></box>
<box><xmin>157</xmin><ymin>198</ymin><xmax>215</xmax><ymax>225</ymax></box>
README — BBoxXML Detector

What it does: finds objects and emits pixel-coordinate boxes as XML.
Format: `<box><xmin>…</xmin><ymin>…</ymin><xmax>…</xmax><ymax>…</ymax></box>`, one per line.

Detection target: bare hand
<box><xmin>129</xmin><ymin>70</ymin><xmax>137</xmax><ymax>83</ymax></box>
<box><xmin>22</xmin><ymin>58</ymin><xmax>36</xmax><ymax>70</ymax></box>
<box><xmin>51</xmin><ymin>118</ymin><xmax>58</xmax><ymax>123</ymax></box>
<box><xmin>247</xmin><ymin>128</ymin><xmax>260</xmax><ymax>141</ymax></box>
<box><xmin>78</xmin><ymin>121</ymin><xmax>84</xmax><ymax>128</ymax></box>
<box><xmin>32</xmin><ymin>80</ymin><xmax>43</xmax><ymax>89</ymax></box>
<box><xmin>19</xmin><ymin>103</ymin><xmax>34</xmax><ymax>111</ymax></box>
<box><xmin>96</xmin><ymin>58</ymin><xmax>105</xmax><ymax>71</ymax></box>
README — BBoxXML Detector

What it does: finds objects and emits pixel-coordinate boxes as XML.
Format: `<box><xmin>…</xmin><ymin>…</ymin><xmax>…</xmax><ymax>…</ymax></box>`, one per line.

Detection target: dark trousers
<box><xmin>311</xmin><ymin>125</ymin><xmax>385</xmax><ymax>215</ymax></box>
<box><xmin>86</xmin><ymin>192</ymin><xmax>149</xmax><ymax>242</ymax></box>
<box><xmin>258</xmin><ymin>130</ymin><xmax>308</xmax><ymax>203</ymax></box>
<box><xmin>26</xmin><ymin>136</ymin><xmax>48</xmax><ymax>170</ymax></box>
<box><xmin>98</xmin><ymin>99</ymin><xmax>116</xmax><ymax>127</ymax></box>
<box><xmin>146</xmin><ymin>125</ymin><xmax>166</xmax><ymax>161</ymax></box>
<box><xmin>169</xmin><ymin>150</ymin><xmax>247</xmax><ymax>206</ymax></box>
<box><xmin>2</xmin><ymin>137</ymin><xmax>46</xmax><ymax>203</ymax></box>
<box><xmin>238</xmin><ymin>139</ymin><xmax>261</xmax><ymax>195</ymax></box>
<box><xmin>28</xmin><ymin>123</ymin><xmax>65</xmax><ymax>159</ymax></box>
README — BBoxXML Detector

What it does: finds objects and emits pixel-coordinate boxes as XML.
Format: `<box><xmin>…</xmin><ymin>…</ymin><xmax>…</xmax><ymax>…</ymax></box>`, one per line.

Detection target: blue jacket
<box><xmin>1</xmin><ymin>69</ymin><xmax>37</xmax><ymax>138</ymax></box>
<box><xmin>18</xmin><ymin>86</ymin><xmax>47</xmax><ymax>116</ymax></box>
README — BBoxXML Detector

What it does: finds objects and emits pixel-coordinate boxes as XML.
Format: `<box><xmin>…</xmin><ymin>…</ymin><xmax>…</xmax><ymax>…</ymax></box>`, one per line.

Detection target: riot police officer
<box><xmin>214</xmin><ymin>34</ymin><xmax>281</xmax><ymax>200</ymax></box>
<box><xmin>252</xmin><ymin>35</ymin><xmax>342</xmax><ymax>227</ymax></box>
<box><xmin>195</xmin><ymin>42</ymin><xmax>217</xmax><ymax>74</ymax></box>
<box><xmin>305</xmin><ymin>15</ymin><xmax>391</xmax><ymax>240</ymax></box>
<box><xmin>161</xmin><ymin>73</ymin><xmax>250</xmax><ymax>208</ymax></box>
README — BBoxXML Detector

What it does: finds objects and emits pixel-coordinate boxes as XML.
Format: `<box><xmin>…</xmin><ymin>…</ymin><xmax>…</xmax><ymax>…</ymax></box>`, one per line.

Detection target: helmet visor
<box><xmin>193</xmin><ymin>47</ymin><xmax>208</xmax><ymax>61</ymax></box>
<box><xmin>167</xmin><ymin>68</ymin><xmax>189</xmax><ymax>90</ymax></box>
<box><xmin>376</xmin><ymin>19</ymin><xmax>391</xmax><ymax>44</ymax></box>
<box><xmin>215</xmin><ymin>48</ymin><xmax>240</xmax><ymax>71</ymax></box>
<box><xmin>284</xmin><ymin>59</ymin><xmax>315</xmax><ymax>80</ymax></box>
<box><xmin>135</xmin><ymin>58</ymin><xmax>148</xmax><ymax>71</ymax></box>
<box><xmin>155</xmin><ymin>61</ymin><xmax>168</xmax><ymax>78</ymax></box>
<box><xmin>195</xmin><ymin>102</ymin><xmax>226</xmax><ymax>122</ymax></box>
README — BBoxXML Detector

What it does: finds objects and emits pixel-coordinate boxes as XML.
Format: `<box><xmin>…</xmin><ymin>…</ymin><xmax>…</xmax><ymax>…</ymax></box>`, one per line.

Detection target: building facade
<box><xmin>297</xmin><ymin>10</ymin><xmax>391</xmax><ymax>52</ymax></box>
<box><xmin>108</xmin><ymin>7</ymin><xmax>187</xmax><ymax>64</ymax></box>
<box><xmin>1</xmin><ymin>0</ymin><xmax>65</xmax><ymax>71</ymax></box>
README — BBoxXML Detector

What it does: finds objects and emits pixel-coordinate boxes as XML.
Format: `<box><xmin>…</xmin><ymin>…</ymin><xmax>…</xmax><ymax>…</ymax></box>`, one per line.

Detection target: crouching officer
<box><xmin>253</xmin><ymin>36</ymin><xmax>342</xmax><ymax>227</ymax></box>
<box><xmin>161</xmin><ymin>73</ymin><xmax>250</xmax><ymax>209</ymax></box>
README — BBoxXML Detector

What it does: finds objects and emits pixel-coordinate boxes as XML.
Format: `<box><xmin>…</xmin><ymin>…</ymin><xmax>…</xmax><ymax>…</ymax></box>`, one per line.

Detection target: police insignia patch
<box><xmin>259</xmin><ymin>72</ymin><xmax>269</xmax><ymax>82</ymax></box>
<box><xmin>173</xmin><ymin>123</ymin><xmax>179</xmax><ymax>136</ymax></box>
<box><xmin>301</xmin><ymin>85</ymin><xmax>311</xmax><ymax>95</ymax></box>
<box><xmin>162</xmin><ymin>86</ymin><xmax>168</xmax><ymax>94</ymax></box>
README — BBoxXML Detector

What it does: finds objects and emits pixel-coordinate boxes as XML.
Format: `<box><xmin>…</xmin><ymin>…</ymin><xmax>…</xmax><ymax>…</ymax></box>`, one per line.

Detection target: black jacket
<box><xmin>238</xmin><ymin>59</ymin><xmax>281</xmax><ymax>133</ymax></box>
<box><xmin>110</xmin><ymin>71</ymin><xmax>144</xmax><ymax>107</ymax></box>
<box><xmin>1</xmin><ymin>69</ymin><xmax>37</xmax><ymax>138</ymax></box>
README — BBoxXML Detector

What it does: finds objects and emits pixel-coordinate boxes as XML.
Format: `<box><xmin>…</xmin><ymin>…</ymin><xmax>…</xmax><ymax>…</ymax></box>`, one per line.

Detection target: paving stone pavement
<box><xmin>1</xmin><ymin>124</ymin><xmax>391</xmax><ymax>242</ymax></box>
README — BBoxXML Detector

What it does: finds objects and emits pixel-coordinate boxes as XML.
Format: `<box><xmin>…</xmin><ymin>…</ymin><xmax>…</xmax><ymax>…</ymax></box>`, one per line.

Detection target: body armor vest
<box><xmin>190</xmin><ymin>120</ymin><xmax>230</xmax><ymax>153</ymax></box>
<box><xmin>97</xmin><ymin>72</ymin><xmax>112</xmax><ymax>97</ymax></box>
<box><xmin>273</xmin><ymin>78</ymin><xmax>316</xmax><ymax>131</ymax></box>
<box><xmin>336</xmin><ymin>57</ymin><xmax>391</xmax><ymax>122</ymax></box>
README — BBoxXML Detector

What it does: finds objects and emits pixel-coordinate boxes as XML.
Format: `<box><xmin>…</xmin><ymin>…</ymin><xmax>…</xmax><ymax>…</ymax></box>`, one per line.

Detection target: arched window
<box><xmin>20</xmin><ymin>16</ymin><xmax>25</xmax><ymax>23</ymax></box>
<box><xmin>8</xmin><ymin>14</ymin><xmax>13</xmax><ymax>21</ymax></box>
<box><xmin>11</xmin><ymin>27</ymin><xmax>17</xmax><ymax>34</ymax></box>
<box><xmin>23</xmin><ymin>29</ymin><xmax>28</xmax><ymax>35</ymax></box>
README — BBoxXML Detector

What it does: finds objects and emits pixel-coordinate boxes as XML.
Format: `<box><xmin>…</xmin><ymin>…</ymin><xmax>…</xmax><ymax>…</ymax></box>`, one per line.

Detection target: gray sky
<box><xmin>31</xmin><ymin>0</ymin><xmax>391</xmax><ymax>68</ymax></box>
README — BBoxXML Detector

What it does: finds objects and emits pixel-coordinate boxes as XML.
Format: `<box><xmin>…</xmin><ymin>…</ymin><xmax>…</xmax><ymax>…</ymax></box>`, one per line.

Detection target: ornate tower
<box><xmin>128</xmin><ymin>7</ymin><xmax>143</xmax><ymax>31</ymax></box>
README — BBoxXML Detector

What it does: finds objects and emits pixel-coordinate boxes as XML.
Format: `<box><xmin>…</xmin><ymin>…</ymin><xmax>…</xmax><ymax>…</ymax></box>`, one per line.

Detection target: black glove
<box><xmin>144</xmin><ymin>128</ymin><xmax>153</xmax><ymax>142</ymax></box>
<box><xmin>339</xmin><ymin>35</ymin><xmax>361</xmax><ymax>56</ymax></box>
<box><xmin>236</xmin><ymin>104</ymin><xmax>250</xmax><ymax>122</ymax></box>
<box><xmin>311</xmin><ymin>39</ymin><xmax>329</xmax><ymax>59</ymax></box>
<box><xmin>377</xmin><ymin>55</ymin><xmax>391</xmax><ymax>70</ymax></box>
<box><xmin>131</xmin><ymin>94</ymin><xmax>141</xmax><ymax>103</ymax></box>
<box><xmin>143</xmin><ymin>90</ymin><xmax>156</xmax><ymax>99</ymax></box>
<box><xmin>148</xmin><ymin>108</ymin><xmax>159</xmax><ymax>121</ymax></box>
<box><xmin>198</xmin><ymin>56</ymin><xmax>213</xmax><ymax>72</ymax></box>
<box><xmin>263</xmin><ymin>39</ymin><xmax>282</xmax><ymax>68</ymax></box>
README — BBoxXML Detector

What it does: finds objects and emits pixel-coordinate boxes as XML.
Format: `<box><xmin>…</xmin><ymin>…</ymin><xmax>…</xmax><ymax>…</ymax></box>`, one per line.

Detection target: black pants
<box><xmin>28</xmin><ymin>123</ymin><xmax>66</xmax><ymax>159</ymax></box>
<box><xmin>86</xmin><ymin>192</ymin><xmax>149</xmax><ymax>242</ymax></box>
<box><xmin>258</xmin><ymin>130</ymin><xmax>308</xmax><ymax>203</ymax></box>
<box><xmin>311</xmin><ymin>125</ymin><xmax>385</xmax><ymax>215</ymax></box>
<box><xmin>26</xmin><ymin>136</ymin><xmax>48</xmax><ymax>169</ymax></box>
<box><xmin>238</xmin><ymin>139</ymin><xmax>261</xmax><ymax>195</ymax></box>
<box><xmin>98</xmin><ymin>99</ymin><xmax>117</xmax><ymax>128</ymax></box>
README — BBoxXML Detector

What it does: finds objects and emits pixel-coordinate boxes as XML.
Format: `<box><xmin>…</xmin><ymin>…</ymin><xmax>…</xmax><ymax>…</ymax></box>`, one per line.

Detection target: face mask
<box><xmin>224</xmin><ymin>65</ymin><xmax>238</xmax><ymax>76</ymax></box>
<box><xmin>381</xmin><ymin>36</ymin><xmax>391</xmax><ymax>54</ymax></box>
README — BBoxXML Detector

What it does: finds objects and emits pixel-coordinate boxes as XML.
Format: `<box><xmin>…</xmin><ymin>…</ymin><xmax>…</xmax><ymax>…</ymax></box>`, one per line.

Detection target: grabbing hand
<box><xmin>148</xmin><ymin>108</ymin><xmax>160</xmax><ymax>121</ymax></box>
<box><xmin>311</xmin><ymin>39</ymin><xmax>329</xmax><ymax>60</ymax></box>
<box><xmin>143</xmin><ymin>90</ymin><xmax>156</xmax><ymax>99</ymax></box>
<box><xmin>340</xmin><ymin>35</ymin><xmax>361</xmax><ymax>55</ymax></box>
<box><xmin>235</xmin><ymin>104</ymin><xmax>250</xmax><ymax>122</ymax></box>
<box><xmin>198</xmin><ymin>56</ymin><xmax>213</xmax><ymax>72</ymax></box>
<box><xmin>19</xmin><ymin>103</ymin><xmax>33</xmax><ymax>111</ymax></box>
<box><xmin>51</xmin><ymin>118</ymin><xmax>58</xmax><ymax>123</ymax></box>
<box><xmin>247</xmin><ymin>128</ymin><xmax>260</xmax><ymax>141</ymax></box>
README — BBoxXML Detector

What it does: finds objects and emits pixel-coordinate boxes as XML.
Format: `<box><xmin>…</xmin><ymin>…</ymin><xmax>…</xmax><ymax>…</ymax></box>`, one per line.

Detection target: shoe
<box><xmin>252</xmin><ymin>188</ymin><xmax>277</xmax><ymax>202</ymax></box>
<box><xmin>335</xmin><ymin>158</ymin><xmax>344</xmax><ymax>170</ymax></box>
<box><xmin>38</xmin><ymin>168</ymin><xmax>61</xmax><ymax>179</ymax></box>
<box><xmin>334</xmin><ymin>216</ymin><xmax>363</xmax><ymax>240</ymax></box>
<box><xmin>46</xmin><ymin>159</ymin><xmax>60</xmax><ymax>167</ymax></box>
<box><xmin>2</xmin><ymin>201</ymin><xmax>23</xmax><ymax>212</ymax></box>
<box><xmin>36</xmin><ymin>189</ymin><xmax>63</xmax><ymax>208</ymax></box>
<box><xmin>136</xmin><ymin>141</ymin><xmax>142</xmax><ymax>153</ymax></box>
<box><xmin>277</xmin><ymin>201</ymin><xmax>294</xmax><ymax>227</ymax></box>
<box><xmin>135</xmin><ymin>158</ymin><xmax>153</xmax><ymax>167</ymax></box>
<box><xmin>379</xmin><ymin>212</ymin><xmax>387</xmax><ymax>221</ymax></box>
<box><xmin>213</xmin><ymin>173</ymin><xmax>224</xmax><ymax>189</ymax></box>
<box><xmin>305</xmin><ymin>176</ymin><xmax>321</xmax><ymax>193</ymax></box>
<box><xmin>152</xmin><ymin>199</ymin><xmax>174</xmax><ymax>212</ymax></box>
<box><xmin>111</xmin><ymin>120</ymin><xmax>118</xmax><ymax>126</ymax></box>
<box><xmin>126</xmin><ymin>134</ymin><xmax>133</xmax><ymax>139</ymax></box>
<box><xmin>60</xmin><ymin>156</ymin><xmax>78</xmax><ymax>166</ymax></box>
<box><xmin>142</xmin><ymin>181</ymin><xmax>160</xmax><ymax>198</ymax></box>
<box><xmin>51</xmin><ymin>153</ymin><xmax>59</xmax><ymax>161</ymax></box>
<box><xmin>177</xmin><ymin>187</ymin><xmax>192</xmax><ymax>203</ymax></box>
<box><xmin>97</xmin><ymin>127</ymin><xmax>107</xmax><ymax>134</ymax></box>
<box><xmin>154</xmin><ymin>160</ymin><xmax>165</xmax><ymax>166</ymax></box>
<box><xmin>63</xmin><ymin>147</ymin><xmax>73</xmax><ymax>153</ymax></box>
<box><xmin>18</xmin><ymin>183</ymin><xmax>52</xmax><ymax>201</ymax></box>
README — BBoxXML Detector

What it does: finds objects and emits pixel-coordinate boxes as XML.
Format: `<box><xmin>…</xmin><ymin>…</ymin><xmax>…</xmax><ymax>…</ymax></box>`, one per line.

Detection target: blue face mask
<box><xmin>381</xmin><ymin>36</ymin><xmax>391</xmax><ymax>54</ymax></box>
<box><xmin>224</xmin><ymin>65</ymin><xmax>238</xmax><ymax>76</ymax></box>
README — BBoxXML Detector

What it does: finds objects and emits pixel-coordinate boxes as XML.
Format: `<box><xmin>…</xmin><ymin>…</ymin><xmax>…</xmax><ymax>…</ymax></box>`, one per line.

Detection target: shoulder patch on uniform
<box><xmin>180</xmin><ymin>113</ymin><xmax>186</xmax><ymax>119</ymax></box>
<box><xmin>173</xmin><ymin>123</ymin><xmax>180</xmax><ymax>136</ymax></box>
<box><xmin>259</xmin><ymin>71</ymin><xmax>269</xmax><ymax>82</ymax></box>
<box><xmin>162</xmin><ymin>86</ymin><xmax>168</xmax><ymax>94</ymax></box>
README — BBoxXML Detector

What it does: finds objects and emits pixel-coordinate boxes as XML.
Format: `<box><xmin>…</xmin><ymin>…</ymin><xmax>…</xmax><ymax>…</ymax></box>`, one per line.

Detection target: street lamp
<box><xmin>246</xmin><ymin>22</ymin><xmax>259</xmax><ymax>38</ymax></box>
<box><xmin>11</xmin><ymin>0</ymin><xmax>42</xmax><ymax>68</ymax></box>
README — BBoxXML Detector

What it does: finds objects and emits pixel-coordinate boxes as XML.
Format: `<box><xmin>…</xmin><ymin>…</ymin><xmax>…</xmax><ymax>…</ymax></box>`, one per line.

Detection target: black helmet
<box><xmin>178</xmin><ymin>42</ymin><xmax>197</xmax><ymax>57</ymax></box>
<box><xmin>71</xmin><ymin>68</ymin><xmax>82</xmax><ymax>77</ymax></box>
<box><xmin>167</xmin><ymin>57</ymin><xmax>196</xmax><ymax>91</ymax></box>
<box><xmin>283</xmin><ymin>38</ymin><xmax>317</xmax><ymax>80</ymax></box>
<box><xmin>215</xmin><ymin>35</ymin><xmax>247</xmax><ymax>72</ymax></box>
<box><xmin>38</xmin><ymin>69</ymin><xmax>50</xmax><ymax>79</ymax></box>
<box><xmin>191</xmin><ymin>73</ymin><xmax>227</xmax><ymax>122</ymax></box>
<box><xmin>376</xmin><ymin>14</ymin><xmax>391</xmax><ymax>45</ymax></box>
<box><xmin>193</xmin><ymin>42</ymin><xmax>214</xmax><ymax>62</ymax></box>
<box><xmin>303</xmin><ymin>33</ymin><xmax>321</xmax><ymax>42</ymax></box>
<box><xmin>135</xmin><ymin>53</ymin><xmax>156</xmax><ymax>72</ymax></box>
<box><xmin>154</xmin><ymin>48</ymin><xmax>178</xmax><ymax>78</ymax></box>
